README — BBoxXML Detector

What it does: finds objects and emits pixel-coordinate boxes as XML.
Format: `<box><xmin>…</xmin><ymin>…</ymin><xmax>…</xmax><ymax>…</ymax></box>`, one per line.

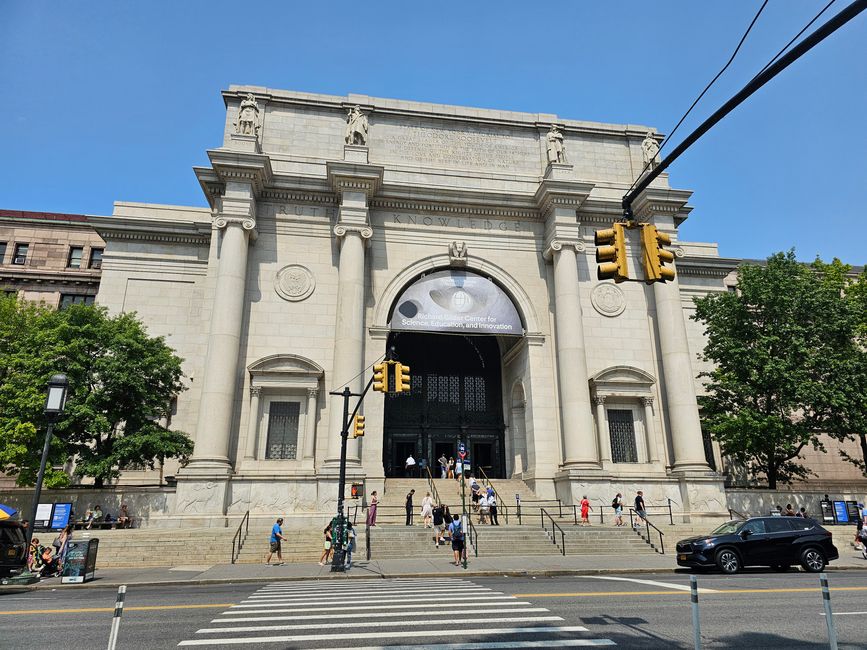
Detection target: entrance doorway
<box><xmin>383</xmin><ymin>332</ymin><xmax>506</xmax><ymax>478</ymax></box>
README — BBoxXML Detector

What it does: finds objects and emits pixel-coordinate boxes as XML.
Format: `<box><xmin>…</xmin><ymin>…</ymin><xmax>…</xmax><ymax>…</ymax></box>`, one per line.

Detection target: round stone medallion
<box><xmin>275</xmin><ymin>265</ymin><xmax>315</xmax><ymax>302</ymax></box>
<box><xmin>591</xmin><ymin>283</ymin><xmax>626</xmax><ymax>318</ymax></box>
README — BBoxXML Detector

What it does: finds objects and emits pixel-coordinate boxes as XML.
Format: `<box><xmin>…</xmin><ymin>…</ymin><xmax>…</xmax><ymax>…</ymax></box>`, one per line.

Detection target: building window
<box><xmin>0</xmin><ymin>242</ymin><xmax>7</xmax><ymax>264</ymax></box>
<box><xmin>12</xmin><ymin>243</ymin><xmax>28</xmax><ymax>265</ymax></box>
<box><xmin>59</xmin><ymin>294</ymin><xmax>95</xmax><ymax>309</ymax></box>
<box><xmin>67</xmin><ymin>246</ymin><xmax>84</xmax><ymax>269</ymax></box>
<box><xmin>89</xmin><ymin>248</ymin><xmax>104</xmax><ymax>269</ymax></box>
<box><xmin>265</xmin><ymin>401</ymin><xmax>299</xmax><ymax>459</ymax></box>
<box><xmin>608</xmin><ymin>409</ymin><xmax>638</xmax><ymax>463</ymax></box>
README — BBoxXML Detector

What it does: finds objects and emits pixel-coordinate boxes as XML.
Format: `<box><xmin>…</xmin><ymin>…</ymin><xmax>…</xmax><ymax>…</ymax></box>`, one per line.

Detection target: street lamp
<box><xmin>26</xmin><ymin>374</ymin><xmax>69</xmax><ymax>548</ymax></box>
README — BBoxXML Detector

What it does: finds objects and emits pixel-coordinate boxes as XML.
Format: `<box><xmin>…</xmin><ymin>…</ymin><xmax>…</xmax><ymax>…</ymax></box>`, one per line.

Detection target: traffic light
<box><xmin>372</xmin><ymin>363</ymin><xmax>389</xmax><ymax>393</ymax></box>
<box><xmin>595</xmin><ymin>223</ymin><xmax>629</xmax><ymax>283</ymax></box>
<box><xmin>640</xmin><ymin>224</ymin><xmax>676</xmax><ymax>283</ymax></box>
<box><xmin>394</xmin><ymin>363</ymin><xmax>411</xmax><ymax>393</ymax></box>
<box><xmin>352</xmin><ymin>414</ymin><xmax>365</xmax><ymax>438</ymax></box>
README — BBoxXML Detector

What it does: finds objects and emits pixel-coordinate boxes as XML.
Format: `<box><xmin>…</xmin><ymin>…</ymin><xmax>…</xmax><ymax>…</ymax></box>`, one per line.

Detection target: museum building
<box><xmin>89</xmin><ymin>85</ymin><xmax>744</xmax><ymax>525</ymax></box>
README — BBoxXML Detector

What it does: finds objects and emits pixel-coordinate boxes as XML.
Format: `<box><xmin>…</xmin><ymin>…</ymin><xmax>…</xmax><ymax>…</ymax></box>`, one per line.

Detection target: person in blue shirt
<box><xmin>265</xmin><ymin>517</ymin><xmax>286</xmax><ymax>565</ymax></box>
<box><xmin>448</xmin><ymin>514</ymin><xmax>465</xmax><ymax>566</ymax></box>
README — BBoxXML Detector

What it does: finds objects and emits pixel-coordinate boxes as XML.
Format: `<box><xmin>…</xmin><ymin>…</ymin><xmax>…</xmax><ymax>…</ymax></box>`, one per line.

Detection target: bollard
<box><xmin>820</xmin><ymin>573</ymin><xmax>838</xmax><ymax>650</ymax></box>
<box><xmin>106</xmin><ymin>584</ymin><xmax>127</xmax><ymax>650</ymax></box>
<box><xmin>690</xmin><ymin>575</ymin><xmax>701</xmax><ymax>650</ymax></box>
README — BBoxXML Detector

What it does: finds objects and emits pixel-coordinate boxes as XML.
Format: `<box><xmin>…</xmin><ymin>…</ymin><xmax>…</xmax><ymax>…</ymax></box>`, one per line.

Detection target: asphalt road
<box><xmin>1</xmin><ymin>570</ymin><xmax>866</xmax><ymax>649</ymax></box>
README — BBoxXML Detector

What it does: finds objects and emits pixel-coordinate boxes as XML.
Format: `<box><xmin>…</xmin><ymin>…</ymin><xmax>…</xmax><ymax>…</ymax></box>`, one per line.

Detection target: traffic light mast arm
<box><xmin>622</xmin><ymin>0</ymin><xmax>867</xmax><ymax>218</ymax></box>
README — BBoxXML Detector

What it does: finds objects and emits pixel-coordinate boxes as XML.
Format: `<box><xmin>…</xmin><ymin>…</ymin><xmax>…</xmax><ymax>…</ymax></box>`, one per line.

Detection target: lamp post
<box><xmin>26</xmin><ymin>374</ymin><xmax>69</xmax><ymax>548</ymax></box>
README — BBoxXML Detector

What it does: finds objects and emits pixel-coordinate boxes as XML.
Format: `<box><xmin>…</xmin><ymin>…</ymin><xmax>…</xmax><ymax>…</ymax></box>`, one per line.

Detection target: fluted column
<box><xmin>188</xmin><ymin>213</ymin><xmax>255</xmax><ymax>472</ymax></box>
<box><xmin>303</xmin><ymin>388</ymin><xmax>319</xmax><ymax>460</ymax></box>
<box><xmin>594</xmin><ymin>396</ymin><xmax>611</xmax><ymax>463</ymax></box>
<box><xmin>654</xmin><ymin>273</ymin><xmax>709</xmax><ymax>472</ymax></box>
<box><xmin>244</xmin><ymin>386</ymin><xmax>262</xmax><ymax>460</ymax></box>
<box><xmin>548</xmin><ymin>240</ymin><xmax>599</xmax><ymax>468</ymax></box>
<box><xmin>326</xmin><ymin>224</ymin><xmax>372</xmax><ymax>465</ymax></box>
<box><xmin>642</xmin><ymin>397</ymin><xmax>660</xmax><ymax>463</ymax></box>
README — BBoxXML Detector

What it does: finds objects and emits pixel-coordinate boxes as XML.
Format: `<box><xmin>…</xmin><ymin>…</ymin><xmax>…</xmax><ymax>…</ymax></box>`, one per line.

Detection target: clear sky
<box><xmin>1</xmin><ymin>1</ymin><xmax>864</xmax><ymax>264</ymax></box>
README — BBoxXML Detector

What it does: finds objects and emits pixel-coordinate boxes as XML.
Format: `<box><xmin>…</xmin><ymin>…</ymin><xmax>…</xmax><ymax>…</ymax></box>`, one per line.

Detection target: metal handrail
<box><xmin>425</xmin><ymin>466</ymin><xmax>442</xmax><ymax>507</ymax></box>
<box><xmin>230</xmin><ymin>510</ymin><xmax>250</xmax><ymax>564</ymax></box>
<box><xmin>628</xmin><ymin>508</ymin><xmax>665</xmax><ymax>554</ymax></box>
<box><xmin>540</xmin><ymin>507</ymin><xmax>566</xmax><ymax>556</ymax></box>
<box><xmin>467</xmin><ymin>517</ymin><xmax>479</xmax><ymax>558</ymax></box>
<box><xmin>347</xmin><ymin>504</ymin><xmax>359</xmax><ymax>525</ymax></box>
<box><xmin>728</xmin><ymin>507</ymin><xmax>749</xmax><ymax>520</ymax></box>
<box><xmin>571</xmin><ymin>501</ymin><xmax>606</xmax><ymax>525</ymax></box>
<box><xmin>520</xmin><ymin>499</ymin><xmax>563</xmax><ymax>518</ymax></box>
<box><xmin>365</xmin><ymin>522</ymin><xmax>371</xmax><ymax>561</ymax></box>
<box><xmin>476</xmin><ymin>467</ymin><xmax>509</xmax><ymax>524</ymax></box>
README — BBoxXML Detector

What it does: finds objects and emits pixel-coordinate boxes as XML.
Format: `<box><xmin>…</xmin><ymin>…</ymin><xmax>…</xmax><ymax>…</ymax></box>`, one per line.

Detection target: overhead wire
<box><xmin>752</xmin><ymin>0</ymin><xmax>837</xmax><ymax>78</ymax></box>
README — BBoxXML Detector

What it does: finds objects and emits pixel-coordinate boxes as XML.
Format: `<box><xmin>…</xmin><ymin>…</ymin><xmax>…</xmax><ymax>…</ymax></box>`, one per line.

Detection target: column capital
<box><xmin>307</xmin><ymin>387</ymin><xmax>320</xmax><ymax>399</ymax></box>
<box><xmin>641</xmin><ymin>396</ymin><xmax>655</xmax><ymax>407</ymax></box>
<box><xmin>543</xmin><ymin>238</ymin><xmax>585</xmax><ymax>262</ymax></box>
<box><xmin>333</xmin><ymin>223</ymin><xmax>373</xmax><ymax>240</ymax></box>
<box><xmin>592</xmin><ymin>395</ymin><xmax>607</xmax><ymax>406</ymax></box>
<box><xmin>214</xmin><ymin>215</ymin><xmax>257</xmax><ymax>232</ymax></box>
<box><xmin>250</xmin><ymin>385</ymin><xmax>262</xmax><ymax>397</ymax></box>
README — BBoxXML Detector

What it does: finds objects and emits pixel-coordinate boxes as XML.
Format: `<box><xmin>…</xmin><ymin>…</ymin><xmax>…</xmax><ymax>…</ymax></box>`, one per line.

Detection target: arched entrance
<box><xmin>383</xmin><ymin>332</ymin><xmax>506</xmax><ymax>478</ymax></box>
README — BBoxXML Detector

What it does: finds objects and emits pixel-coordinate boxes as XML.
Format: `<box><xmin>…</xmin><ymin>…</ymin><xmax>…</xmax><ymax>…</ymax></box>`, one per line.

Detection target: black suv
<box><xmin>0</xmin><ymin>521</ymin><xmax>28</xmax><ymax>578</ymax></box>
<box><xmin>676</xmin><ymin>517</ymin><xmax>838</xmax><ymax>574</ymax></box>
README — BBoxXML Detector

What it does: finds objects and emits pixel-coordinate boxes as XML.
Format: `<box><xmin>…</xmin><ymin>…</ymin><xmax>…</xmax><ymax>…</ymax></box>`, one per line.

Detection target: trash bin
<box><xmin>61</xmin><ymin>538</ymin><xmax>99</xmax><ymax>584</ymax></box>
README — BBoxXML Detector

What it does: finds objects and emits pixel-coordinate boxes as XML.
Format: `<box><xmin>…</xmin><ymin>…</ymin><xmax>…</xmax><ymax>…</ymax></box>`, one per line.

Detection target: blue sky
<box><xmin>1</xmin><ymin>1</ymin><xmax>864</xmax><ymax>263</ymax></box>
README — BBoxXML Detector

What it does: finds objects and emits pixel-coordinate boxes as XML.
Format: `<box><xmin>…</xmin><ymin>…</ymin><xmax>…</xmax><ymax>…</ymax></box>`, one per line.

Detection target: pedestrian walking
<box><xmin>442</xmin><ymin>505</ymin><xmax>452</xmax><ymax>541</ymax></box>
<box><xmin>447</xmin><ymin>457</ymin><xmax>455</xmax><ymax>479</ymax></box>
<box><xmin>448</xmin><ymin>514</ymin><xmax>465</xmax><ymax>566</ymax></box>
<box><xmin>432</xmin><ymin>503</ymin><xmax>445</xmax><ymax>546</ymax></box>
<box><xmin>318</xmin><ymin>522</ymin><xmax>333</xmax><ymax>566</ymax></box>
<box><xmin>366</xmin><ymin>490</ymin><xmax>378</xmax><ymax>526</ymax></box>
<box><xmin>421</xmin><ymin>492</ymin><xmax>434</xmax><ymax>528</ymax></box>
<box><xmin>634</xmin><ymin>491</ymin><xmax>647</xmax><ymax>527</ymax></box>
<box><xmin>405</xmin><ymin>453</ymin><xmax>417</xmax><ymax>478</ymax></box>
<box><xmin>265</xmin><ymin>517</ymin><xmax>286</xmax><ymax>565</ymax></box>
<box><xmin>580</xmin><ymin>495</ymin><xmax>592</xmax><ymax>526</ymax></box>
<box><xmin>612</xmin><ymin>493</ymin><xmax>624</xmax><ymax>526</ymax></box>
<box><xmin>470</xmin><ymin>476</ymin><xmax>481</xmax><ymax>512</ymax></box>
<box><xmin>455</xmin><ymin>458</ymin><xmax>463</xmax><ymax>481</ymax></box>
<box><xmin>438</xmin><ymin>454</ymin><xmax>449</xmax><ymax>479</ymax></box>
<box><xmin>344</xmin><ymin>521</ymin><xmax>356</xmax><ymax>569</ymax></box>
<box><xmin>405</xmin><ymin>489</ymin><xmax>415</xmax><ymax>526</ymax></box>
<box><xmin>478</xmin><ymin>493</ymin><xmax>489</xmax><ymax>524</ymax></box>
<box><xmin>488</xmin><ymin>488</ymin><xmax>499</xmax><ymax>526</ymax></box>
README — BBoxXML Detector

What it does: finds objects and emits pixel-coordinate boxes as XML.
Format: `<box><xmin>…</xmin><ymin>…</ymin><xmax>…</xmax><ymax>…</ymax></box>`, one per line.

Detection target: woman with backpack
<box><xmin>612</xmin><ymin>493</ymin><xmax>624</xmax><ymax>527</ymax></box>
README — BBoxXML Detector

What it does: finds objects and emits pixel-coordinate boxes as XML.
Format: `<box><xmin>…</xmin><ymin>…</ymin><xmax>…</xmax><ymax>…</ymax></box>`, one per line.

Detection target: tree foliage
<box><xmin>0</xmin><ymin>297</ymin><xmax>192</xmax><ymax>487</ymax></box>
<box><xmin>692</xmin><ymin>251</ymin><xmax>864</xmax><ymax>488</ymax></box>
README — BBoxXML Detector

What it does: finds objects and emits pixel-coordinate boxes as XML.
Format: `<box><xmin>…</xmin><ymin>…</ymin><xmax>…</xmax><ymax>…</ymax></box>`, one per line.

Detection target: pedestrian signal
<box><xmin>394</xmin><ymin>363</ymin><xmax>411</xmax><ymax>393</ymax></box>
<box><xmin>640</xmin><ymin>224</ymin><xmax>676</xmax><ymax>283</ymax></box>
<box><xmin>372</xmin><ymin>363</ymin><xmax>389</xmax><ymax>393</ymax></box>
<box><xmin>353</xmin><ymin>414</ymin><xmax>365</xmax><ymax>438</ymax></box>
<box><xmin>595</xmin><ymin>223</ymin><xmax>629</xmax><ymax>283</ymax></box>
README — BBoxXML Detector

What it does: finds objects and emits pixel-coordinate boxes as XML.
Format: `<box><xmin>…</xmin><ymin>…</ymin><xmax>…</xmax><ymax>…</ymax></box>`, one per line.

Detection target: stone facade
<box><xmin>84</xmin><ymin>85</ymin><xmax>849</xmax><ymax>526</ymax></box>
<box><xmin>0</xmin><ymin>209</ymin><xmax>104</xmax><ymax>308</ymax></box>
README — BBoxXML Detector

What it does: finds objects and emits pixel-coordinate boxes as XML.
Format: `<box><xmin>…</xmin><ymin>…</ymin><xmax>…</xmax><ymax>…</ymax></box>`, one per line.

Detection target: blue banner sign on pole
<box><xmin>833</xmin><ymin>500</ymin><xmax>849</xmax><ymax>524</ymax></box>
<box><xmin>50</xmin><ymin>503</ymin><xmax>72</xmax><ymax>530</ymax></box>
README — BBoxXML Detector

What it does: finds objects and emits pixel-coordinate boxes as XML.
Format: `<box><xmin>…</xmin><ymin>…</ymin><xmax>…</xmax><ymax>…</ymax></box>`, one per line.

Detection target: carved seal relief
<box><xmin>275</xmin><ymin>264</ymin><xmax>315</xmax><ymax>302</ymax></box>
<box><xmin>591</xmin><ymin>283</ymin><xmax>626</xmax><ymax>318</ymax></box>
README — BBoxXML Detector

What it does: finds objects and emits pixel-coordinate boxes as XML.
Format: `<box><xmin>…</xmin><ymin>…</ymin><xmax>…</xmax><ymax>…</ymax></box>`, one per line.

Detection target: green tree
<box><xmin>0</xmin><ymin>297</ymin><xmax>191</xmax><ymax>487</ymax></box>
<box><xmin>692</xmin><ymin>251</ymin><xmax>861</xmax><ymax>488</ymax></box>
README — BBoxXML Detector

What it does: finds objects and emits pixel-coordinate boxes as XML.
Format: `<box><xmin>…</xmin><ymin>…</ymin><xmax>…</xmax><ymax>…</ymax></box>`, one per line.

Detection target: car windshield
<box><xmin>709</xmin><ymin>520</ymin><xmax>742</xmax><ymax>535</ymax></box>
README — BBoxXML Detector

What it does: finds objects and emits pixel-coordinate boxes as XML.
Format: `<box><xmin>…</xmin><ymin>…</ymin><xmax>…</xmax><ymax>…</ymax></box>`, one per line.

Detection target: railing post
<box><xmin>573</xmin><ymin>504</ymin><xmax>578</xmax><ymax>526</ymax></box>
<box><xmin>668</xmin><ymin>498</ymin><xmax>674</xmax><ymax>525</ymax></box>
<box><xmin>558</xmin><ymin>499</ymin><xmax>563</xmax><ymax>518</ymax></box>
<box><xmin>690</xmin><ymin>575</ymin><xmax>701</xmax><ymax>650</ymax></box>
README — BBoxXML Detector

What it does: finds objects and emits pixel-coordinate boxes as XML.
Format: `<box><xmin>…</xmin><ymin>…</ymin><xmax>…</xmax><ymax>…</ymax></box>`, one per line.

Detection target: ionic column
<box><xmin>642</xmin><ymin>397</ymin><xmax>660</xmax><ymax>463</ymax></box>
<box><xmin>548</xmin><ymin>240</ymin><xmax>599</xmax><ymax>468</ymax></box>
<box><xmin>244</xmin><ymin>386</ymin><xmax>262</xmax><ymax>460</ymax></box>
<box><xmin>188</xmin><ymin>212</ymin><xmax>256</xmax><ymax>472</ymax></box>
<box><xmin>326</xmin><ymin>224</ymin><xmax>372</xmax><ymax>465</ymax></box>
<box><xmin>594</xmin><ymin>396</ymin><xmax>611</xmax><ymax>463</ymax></box>
<box><xmin>303</xmin><ymin>388</ymin><xmax>319</xmax><ymax>460</ymax></box>
<box><xmin>653</xmin><ymin>259</ymin><xmax>710</xmax><ymax>472</ymax></box>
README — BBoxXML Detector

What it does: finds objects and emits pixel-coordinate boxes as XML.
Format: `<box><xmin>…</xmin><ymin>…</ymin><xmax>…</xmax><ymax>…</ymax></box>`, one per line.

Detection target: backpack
<box><xmin>612</xmin><ymin>497</ymin><xmax>619</xmax><ymax>509</ymax></box>
<box><xmin>451</xmin><ymin>521</ymin><xmax>464</xmax><ymax>540</ymax></box>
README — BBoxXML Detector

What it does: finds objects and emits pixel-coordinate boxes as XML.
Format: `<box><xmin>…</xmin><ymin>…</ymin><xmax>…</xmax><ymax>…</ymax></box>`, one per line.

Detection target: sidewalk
<box><xmin>17</xmin><ymin>549</ymin><xmax>867</xmax><ymax>590</ymax></box>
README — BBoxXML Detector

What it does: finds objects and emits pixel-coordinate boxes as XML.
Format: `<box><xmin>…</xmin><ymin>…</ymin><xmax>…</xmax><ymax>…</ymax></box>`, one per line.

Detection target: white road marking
<box><xmin>209</xmin><ymin>608</ymin><xmax>551</xmax><ymax>623</ymax></box>
<box><xmin>246</xmin><ymin>587</ymin><xmax>491</xmax><ymax>598</ymax></box>
<box><xmin>231</xmin><ymin>594</ymin><xmax>518</xmax><ymax>607</ymax></box>
<box><xmin>177</xmin><ymin>626</ymin><xmax>593</xmax><ymax>646</ymax></box>
<box><xmin>220</xmin><ymin>601</ymin><xmax>534</xmax><ymax>615</ymax></box>
<box><xmin>350</xmin><ymin>644</ymin><xmax>615</xmax><ymax>649</ymax></box>
<box><xmin>196</xmin><ymin>616</ymin><xmax>564</xmax><ymax>633</ymax></box>
<box><xmin>821</xmin><ymin>611</ymin><xmax>867</xmax><ymax>616</ymax></box>
<box><xmin>583</xmin><ymin>575</ymin><xmax>719</xmax><ymax>593</ymax></box>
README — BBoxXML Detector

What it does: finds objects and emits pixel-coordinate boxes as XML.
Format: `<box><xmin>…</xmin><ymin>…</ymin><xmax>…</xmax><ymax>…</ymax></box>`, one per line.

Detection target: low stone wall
<box><xmin>726</xmin><ymin>487</ymin><xmax>867</xmax><ymax>519</ymax></box>
<box><xmin>1</xmin><ymin>486</ymin><xmax>174</xmax><ymax>526</ymax></box>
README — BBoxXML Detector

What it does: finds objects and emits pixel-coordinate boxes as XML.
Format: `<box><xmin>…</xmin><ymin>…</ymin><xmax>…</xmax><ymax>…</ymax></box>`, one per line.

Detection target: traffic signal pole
<box><xmin>622</xmin><ymin>0</ymin><xmax>867</xmax><ymax>218</ymax></box>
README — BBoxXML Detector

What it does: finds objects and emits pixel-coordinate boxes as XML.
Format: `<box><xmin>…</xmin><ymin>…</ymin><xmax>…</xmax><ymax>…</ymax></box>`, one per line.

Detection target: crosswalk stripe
<box><xmin>220</xmin><ymin>601</ymin><xmax>535</xmax><ymax>615</ymax></box>
<box><xmin>196</xmin><ymin>616</ymin><xmax>565</xmax><ymax>633</ymax></box>
<box><xmin>177</xmin><ymin>626</ymin><xmax>594</xmax><ymax>646</ymax></box>
<box><xmin>265</xmin><ymin>579</ymin><xmax>465</xmax><ymax>587</ymax></box>
<box><xmin>210</xmin><ymin>608</ymin><xmax>552</xmax><ymax>623</ymax></box>
<box><xmin>231</xmin><ymin>595</ymin><xmax>518</xmax><ymax>607</ymax></box>
<box><xmin>246</xmin><ymin>587</ymin><xmax>492</xmax><ymax>598</ymax></box>
<box><xmin>351</xmin><ymin>644</ymin><xmax>616</xmax><ymax>649</ymax></box>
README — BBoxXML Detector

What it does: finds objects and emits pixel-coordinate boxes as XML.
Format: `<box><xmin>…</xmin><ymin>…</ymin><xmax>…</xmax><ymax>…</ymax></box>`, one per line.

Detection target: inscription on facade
<box><xmin>388</xmin><ymin>213</ymin><xmax>524</xmax><ymax>232</ymax></box>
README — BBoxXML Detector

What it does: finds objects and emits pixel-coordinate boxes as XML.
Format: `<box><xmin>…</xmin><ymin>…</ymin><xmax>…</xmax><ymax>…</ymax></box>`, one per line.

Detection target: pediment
<box><xmin>590</xmin><ymin>365</ymin><xmax>655</xmax><ymax>394</ymax></box>
<box><xmin>248</xmin><ymin>354</ymin><xmax>324</xmax><ymax>377</ymax></box>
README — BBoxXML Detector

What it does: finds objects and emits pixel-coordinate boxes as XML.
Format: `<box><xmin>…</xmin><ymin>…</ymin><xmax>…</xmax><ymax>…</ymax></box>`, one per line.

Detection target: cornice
<box><xmin>370</xmin><ymin>197</ymin><xmax>537</xmax><ymax>220</ymax></box>
<box><xmin>205</xmin><ymin>150</ymin><xmax>274</xmax><ymax>196</ymax></box>
<box><xmin>88</xmin><ymin>215</ymin><xmax>212</xmax><ymax>245</ymax></box>
<box><xmin>326</xmin><ymin>161</ymin><xmax>384</xmax><ymax>199</ymax></box>
<box><xmin>676</xmin><ymin>256</ymin><xmax>740</xmax><ymax>279</ymax></box>
<box><xmin>631</xmin><ymin>187</ymin><xmax>693</xmax><ymax>224</ymax></box>
<box><xmin>534</xmin><ymin>179</ymin><xmax>594</xmax><ymax>220</ymax></box>
<box><xmin>0</xmin><ymin>270</ymin><xmax>100</xmax><ymax>287</ymax></box>
<box><xmin>260</xmin><ymin>189</ymin><xmax>336</xmax><ymax>206</ymax></box>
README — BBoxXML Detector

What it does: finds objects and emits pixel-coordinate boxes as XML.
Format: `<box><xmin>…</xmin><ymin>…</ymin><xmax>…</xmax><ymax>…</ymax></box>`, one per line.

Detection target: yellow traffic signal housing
<box><xmin>595</xmin><ymin>223</ymin><xmax>629</xmax><ymax>283</ymax></box>
<box><xmin>372</xmin><ymin>363</ymin><xmax>389</xmax><ymax>393</ymax></box>
<box><xmin>353</xmin><ymin>414</ymin><xmax>365</xmax><ymax>438</ymax></box>
<box><xmin>394</xmin><ymin>363</ymin><xmax>411</xmax><ymax>393</ymax></box>
<box><xmin>641</xmin><ymin>224</ymin><xmax>676</xmax><ymax>283</ymax></box>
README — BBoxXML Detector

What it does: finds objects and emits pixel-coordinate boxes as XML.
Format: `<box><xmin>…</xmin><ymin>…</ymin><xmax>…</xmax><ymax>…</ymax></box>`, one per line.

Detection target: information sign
<box><xmin>820</xmin><ymin>500</ymin><xmax>835</xmax><ymax>524</ymax></box>
<box><xmin>33</xmin><ymin>503</ymin><xmax>53</xmax><ymax>529</ymax></box>
<box><xmin>50</xmin><ymin>503</ymin><xmax>72</xmax><ymax>530</ymax></box>
<box><xmin>833</xmin><ymin>500</ymin><xmax>849</xmax><ymax>524</ymax></box>
<box><xmin>61</xmin><ymin>539</ymin><xmax>99</xmax><ymax>584</ymax></box>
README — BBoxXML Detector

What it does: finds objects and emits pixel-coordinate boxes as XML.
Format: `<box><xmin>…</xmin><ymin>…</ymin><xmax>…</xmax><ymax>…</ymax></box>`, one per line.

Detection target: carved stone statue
<box><xmin>545</xmin><ymin>125</ymin><xmax>566</xmax><ymax>164</ymax></box>
<box><xmin>449</xmin><ymin>240</ymin><xmax>467</xmax><ymax>264</ymax></box>
<box><xmin>345</xmin><ymin>106</ymin><xmax>369</xmax><ymax>146</ymax></box>
<box><xmin>641</xmin><ymin>131</ymin><xmax>660</xmax><ymax>170</ymax></box>
<box><xmin>235</xmin><ymin>94</ymin><xmax>260</xmax><ymax>136</ymax></box>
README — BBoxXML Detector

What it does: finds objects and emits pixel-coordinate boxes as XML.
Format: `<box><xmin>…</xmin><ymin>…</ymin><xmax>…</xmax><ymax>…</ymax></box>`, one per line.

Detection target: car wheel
<box><xmin>715</xmin><ymin>548</ymin><xmax>741</xmax><ymax>574</ymax></box>
<box><xmin>801</xmin><ymin>547</ymin><xmax>826</xmax><ymax>573</ymax></box>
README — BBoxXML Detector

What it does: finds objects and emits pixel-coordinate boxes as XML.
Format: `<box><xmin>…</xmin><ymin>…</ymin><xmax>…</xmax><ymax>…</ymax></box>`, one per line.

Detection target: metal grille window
<box><xmin>464</xmin><ymin>376</ymin><xmax>487</xmax><ymax>412</ymax></box>
<box><xmin>265</xmin><ymin>401</ymin><xmax>299</xmax><ymax>459</ymax></box>
<box><xmin>608</xmin><ymin>409</ymin><xmax>638</xmax><ymax>463</ymax></box>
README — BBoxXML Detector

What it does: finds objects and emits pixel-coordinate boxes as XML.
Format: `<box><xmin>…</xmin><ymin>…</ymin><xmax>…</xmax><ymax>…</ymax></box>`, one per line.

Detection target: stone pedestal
<box><xmin>344</xmin><ymin>144</ymin><xmax>369</xmax><ymax>163</ymax></box>
<box><xmin>229</xmin><ymin>133</ymin><xmax>261</xmax><ymax>153</ymax></box>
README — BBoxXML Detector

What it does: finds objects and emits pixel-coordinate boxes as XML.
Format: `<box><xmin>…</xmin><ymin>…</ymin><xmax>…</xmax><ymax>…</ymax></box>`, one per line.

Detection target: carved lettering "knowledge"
<box><xmin>391</xmin><ymin>214</ymin><xmax>522</xmax><ymax>232</ymax></box>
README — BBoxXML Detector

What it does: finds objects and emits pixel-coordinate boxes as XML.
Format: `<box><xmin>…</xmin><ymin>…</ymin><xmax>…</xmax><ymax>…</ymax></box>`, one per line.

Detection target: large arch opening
<box><xmin>382</xmin><ymin>268</ymin><xmax>524</xmax><ymax>479</ymax></box>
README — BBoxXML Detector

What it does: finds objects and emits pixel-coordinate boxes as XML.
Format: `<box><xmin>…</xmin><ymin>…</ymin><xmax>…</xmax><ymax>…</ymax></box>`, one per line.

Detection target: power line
<box><xmin>753</xmin><ymin>0</ymin><xmax>837</xmax><ymax>78</ymax></box>
<box><xmin>626</xmin><ymin>1</ymin><xmax>769</xmax><ymax>196</ymax></box>
<box><xmin>329</xmin><ymin>352</ymin><xmax>386</xmax><ymax>394</ymax></box>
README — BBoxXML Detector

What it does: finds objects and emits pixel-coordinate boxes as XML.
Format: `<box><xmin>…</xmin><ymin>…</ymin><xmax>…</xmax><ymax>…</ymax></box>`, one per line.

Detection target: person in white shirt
<box><xmin>405</xmin><ymin>454</ymin><xmax>416</xmax><ymax>477</ymax></box>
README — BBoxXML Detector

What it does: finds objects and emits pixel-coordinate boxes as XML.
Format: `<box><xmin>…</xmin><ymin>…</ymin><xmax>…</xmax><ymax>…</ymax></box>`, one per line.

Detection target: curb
<box><xmin>22</xmin><ymin>563</ymin><xmax>865</xmax><ymax>590</ymax></box>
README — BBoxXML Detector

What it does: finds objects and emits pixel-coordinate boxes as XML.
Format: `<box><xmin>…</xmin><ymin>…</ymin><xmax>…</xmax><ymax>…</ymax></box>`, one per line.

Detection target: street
<box><xmin>2</xmin><ymin>570</ymin><xmax>867</xmax><ymax>648</ymax></box>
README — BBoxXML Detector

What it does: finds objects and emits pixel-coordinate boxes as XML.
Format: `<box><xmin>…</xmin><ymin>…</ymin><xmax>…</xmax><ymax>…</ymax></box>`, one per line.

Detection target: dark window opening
<box><xmin>67</xmin><ymin>246</ymin><xmax>84</xmax><ymax>269</ymax></box>
<box><xmin>89</xmin><ymin>248</ymin><xmax>104</xmax><ymax>269</ymax></box>
<box><xmin>12</xmin><ymin>243</ymin><xmax>28</xmax><ymax>265</ymax></box>
<box><xmin>265</xmin><ymin>401</ymin><xmax>299</xmax><ymax>459</ymax></box>
<box><xmin>608</xmin><ymin>409</ymin><xmax>638</xmax><ymax>463</ymax></box>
